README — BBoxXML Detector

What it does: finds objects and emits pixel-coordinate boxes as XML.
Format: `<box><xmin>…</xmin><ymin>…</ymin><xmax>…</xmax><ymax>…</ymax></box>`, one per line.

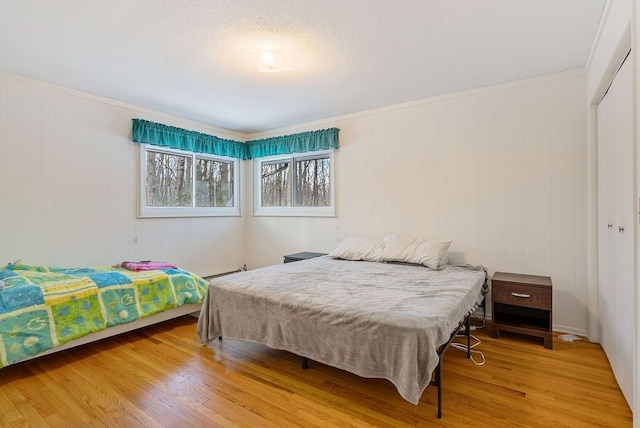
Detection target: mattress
<box><xmin>0</xmin><ymin>264</ymin><xmax>208</xmax><ymax>368</ymax></box>
<box><xmin>197</xmin><ymin>256</ymin><xmax>486</xmax><ymax>404</ymax></box>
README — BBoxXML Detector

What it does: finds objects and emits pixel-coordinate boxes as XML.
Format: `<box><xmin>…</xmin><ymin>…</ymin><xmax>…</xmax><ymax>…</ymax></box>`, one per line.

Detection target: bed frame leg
<box><xmin>218</xmin><ymin>336</ymin><xmax>222</xmax><ymax>341</ymax></box>
<box><xmin>301</xmin><ymin>357</ymin><xmax>308</xmax><ymax>370</ymax></box>
<box><xmin>436</xmin><ymin>361</ymin><xmax>442</xmax><ymax>418</ymax></box>
<box><xmin>466</xmin><ymin>315</ymin><xmax>471</xmax><ymax>359</ymax></box>
<box><xmin>431</xmin><ymin>314</ymin><xmax>472</xmax><ymax>418</ymax></box>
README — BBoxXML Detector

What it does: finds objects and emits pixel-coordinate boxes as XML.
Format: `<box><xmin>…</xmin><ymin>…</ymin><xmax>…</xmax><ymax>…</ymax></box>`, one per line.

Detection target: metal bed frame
<box><xmin>298</xmin><ymin>269</ymin><xmax>488</xmax><ymax>418</ymax></box>
<box><xmin>219</xmin><ymin>313</ymin><xmax>475</xmax><ymax>419</ymax></box>
<box><xmin>298</xmin><ymin>313</ymin><xmax>473</xmax><ymax>419</ymax></box>
<box><xmin>430</xmin><ymin>313</ymin><xmax>472</xmax><ymax>418</ymax></box>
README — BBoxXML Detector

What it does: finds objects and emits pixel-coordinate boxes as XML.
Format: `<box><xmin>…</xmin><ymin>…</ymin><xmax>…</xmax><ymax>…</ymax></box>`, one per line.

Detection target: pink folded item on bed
<box><xmin>121</xmin><ymin>261</ymin><xmax>177</xmax><ymax>271</ymax></box>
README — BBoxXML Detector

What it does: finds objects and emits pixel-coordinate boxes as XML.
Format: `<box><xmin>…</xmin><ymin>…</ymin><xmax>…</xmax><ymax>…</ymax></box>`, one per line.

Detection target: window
<box><xmin>254</xmin><ymin>150</ymin><xmax>335</xmax><ymax>217</ymax></box>
<box><xmin>139</xmin><ymin>144</ymin><xmax>240</xmax><ymax>217</ymax></box>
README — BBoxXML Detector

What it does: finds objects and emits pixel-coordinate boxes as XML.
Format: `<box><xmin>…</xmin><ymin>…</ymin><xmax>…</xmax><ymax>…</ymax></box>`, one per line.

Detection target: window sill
<box><xmin>253</xmin><ymin>206</ymin><xmax>335</xmax><ymax>217</ymax></box>
<box><xmin>138</xmin><ymin>207</ymin><xmax>241</xmax><ymax>218</ymax></box>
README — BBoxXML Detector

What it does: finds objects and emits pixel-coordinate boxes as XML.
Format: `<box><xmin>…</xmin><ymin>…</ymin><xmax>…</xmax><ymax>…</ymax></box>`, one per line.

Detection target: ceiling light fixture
<box><xmin>252</xmin><ymin>49</ymin><xmax>292</xmax><ymax>73</ymax></box>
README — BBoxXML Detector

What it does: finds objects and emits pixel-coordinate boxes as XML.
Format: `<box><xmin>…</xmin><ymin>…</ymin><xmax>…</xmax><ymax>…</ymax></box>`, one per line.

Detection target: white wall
<box><xmin>246</xmin><ymin>70</ymin><xmax>589</xmax><ymax>335</ymax></box>
<box><xmin>0</xmin><ymin>65</ymin><xmax>592</xmax><ymax>335</ymax></box>
<box><xmin>0</xmin><ymin>72</ymin><xmax>247</xmax><ymax>277</ymax></box>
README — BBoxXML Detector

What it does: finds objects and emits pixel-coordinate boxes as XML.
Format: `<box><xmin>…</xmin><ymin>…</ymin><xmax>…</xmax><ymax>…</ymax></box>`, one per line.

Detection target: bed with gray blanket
<box><xmin>197</xmin><ymin>256</ymin><xmax>486</xmax><ymax>414</ymax></box>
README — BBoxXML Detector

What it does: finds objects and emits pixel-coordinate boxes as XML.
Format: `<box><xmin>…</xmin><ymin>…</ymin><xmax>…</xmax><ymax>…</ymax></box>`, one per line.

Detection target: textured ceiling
<box><xmin>0</xmin><ymin>0</ymin><xmax>605</xmax><ymax>134</ymax></box>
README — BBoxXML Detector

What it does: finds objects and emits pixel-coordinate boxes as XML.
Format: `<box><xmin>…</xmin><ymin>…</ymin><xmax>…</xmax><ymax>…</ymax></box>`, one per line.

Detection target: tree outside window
<box><xmin>254</xmin><ymin>150</ymin><xmax>335</xmax><ymax>217</ymax></box>
<box><xmin>140</xmin><ymin>145</ymin><xmax>239</xmax><ymax>217</ymax></box>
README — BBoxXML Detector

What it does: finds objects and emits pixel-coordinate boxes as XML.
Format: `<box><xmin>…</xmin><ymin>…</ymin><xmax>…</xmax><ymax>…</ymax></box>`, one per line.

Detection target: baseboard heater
<box><xmin>202</xmin><ymin>265</ymin><xmax>247</xmax><ymax>281</ymax></box>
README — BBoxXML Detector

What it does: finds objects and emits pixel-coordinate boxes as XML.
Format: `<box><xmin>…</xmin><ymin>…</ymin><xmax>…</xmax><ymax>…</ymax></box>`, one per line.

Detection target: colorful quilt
<box><xmin>0</xmin><ymin>264</ymin><xmax>208</xmax><ymax>368</ymax></box>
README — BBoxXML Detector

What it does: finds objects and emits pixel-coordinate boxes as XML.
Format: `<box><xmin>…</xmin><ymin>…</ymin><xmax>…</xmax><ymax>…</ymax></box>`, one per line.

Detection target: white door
<box><xmin>597</xmin><ymin>85</ymin><xmax>614</xmax><ymax>362</ymax></box>
<box><xmin>597</xmin><ymin>54</ymin><xmax>634</xmax><ymax>408</ymax></box>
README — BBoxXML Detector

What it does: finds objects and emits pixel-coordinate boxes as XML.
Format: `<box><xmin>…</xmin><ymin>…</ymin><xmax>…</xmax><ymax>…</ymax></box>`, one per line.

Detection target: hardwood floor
<box><xmin>0</xmin><ymin>316</ymin><xmax>632</xmax><ymax>427</ymax></box>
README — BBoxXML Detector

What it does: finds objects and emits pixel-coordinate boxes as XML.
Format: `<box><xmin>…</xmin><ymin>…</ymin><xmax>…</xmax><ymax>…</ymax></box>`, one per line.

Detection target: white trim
<box><xmin>632</xmin><ymin>1</ymin><xmax>640</xmax><ymax>421</ymax></box>
<box><xmin>551</xmin><ymin>324</ymin><xmax>589</xmax><ymax>338</ymax></box>
<box><xmin>586</xmin><ymin>0</ymin><xmax>615</xmax><ymax>72</ymax></box>
<box><xmin>0</xmin><ymin>70</ymin><xmax>247</xmax><ymax>141</ymax></box>
<box><xmin>587</xmin><ymin>104</ymin><xmax>600</xmax><ymax>343</ymax></box>
<box><xmin>247</xmin><ymin>69</ymin><xmax>586</xmax><ymax>139</ymax></box>
<box><xmin>590</xmin><ymin>23</ymin><xmax>632</xmax><ymax>105</ymax></box>
<box><xmin>253</xmin><ymin>150</ymin><xmax>336</xmax><ymax>217</ymax></box>
<box><xmin>254</xmin><ymin>206</ymin><xmax>336</xmax><ymax>217</ymax></box>
<box><xmin>138</xmin><ymin>144</ymin><xmax>241</xmax><ymax>218</ymax></box>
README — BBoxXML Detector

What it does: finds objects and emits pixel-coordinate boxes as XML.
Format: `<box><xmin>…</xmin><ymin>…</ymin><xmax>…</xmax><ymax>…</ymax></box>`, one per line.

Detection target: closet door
<box><xmin>597</xmin><ymin>86</ymin><xmax>615</xmax><ymax>366</ymax></box>
<box><xmin>596</xmin><ymin>54</ymin><xmax>634</xmax><ymax>408</ymax></box>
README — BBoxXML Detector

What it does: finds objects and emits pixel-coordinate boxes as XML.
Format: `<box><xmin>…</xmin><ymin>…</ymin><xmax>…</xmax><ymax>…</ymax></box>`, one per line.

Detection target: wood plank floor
<box><xmin>0</xmin><ymin>316</ymin><xmax>632</xmax><ymax>427</ymax></box>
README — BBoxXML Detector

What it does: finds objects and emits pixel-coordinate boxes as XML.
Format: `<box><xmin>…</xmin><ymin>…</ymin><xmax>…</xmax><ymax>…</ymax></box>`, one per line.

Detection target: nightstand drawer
<box><xmin>492</xmin><ymin>282</ymin><xmax>551</xmax><ymax>310</ymax></box>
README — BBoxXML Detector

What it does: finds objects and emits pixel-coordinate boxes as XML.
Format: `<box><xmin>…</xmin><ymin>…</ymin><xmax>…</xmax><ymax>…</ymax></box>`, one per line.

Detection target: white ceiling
<box><xmin>0</xmin><ymin>0</ymin><xmax>605</xmax><ymax>134</ymax></box>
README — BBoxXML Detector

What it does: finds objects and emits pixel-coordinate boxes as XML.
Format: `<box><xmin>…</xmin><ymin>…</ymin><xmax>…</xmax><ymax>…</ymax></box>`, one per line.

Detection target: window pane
<box><xmin>146</xmin><ymin>150</ymin><xmax>193</xmax><ymax>207</ymax></box>
<box><xmin>261</xmin><ymin>161</ymin><xmax>291</xmax><ymax>207</ymax></box>
<box><xmin>196</xmin><ymin>158</ymin><xmax>234</xmax><ymax>207</ymax></box>
<box><xmin>295</xmin><ymin>157</ymin><xmax>330</xmax><ymax>207</ymax></box>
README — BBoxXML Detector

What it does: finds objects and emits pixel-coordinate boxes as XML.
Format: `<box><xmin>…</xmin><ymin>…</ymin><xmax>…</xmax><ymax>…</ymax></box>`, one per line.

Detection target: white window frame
<box><xmin>253</xmin><ymin>149</ymin><xmax>336</xmax><ymax>217</ymax></box>
<box><xmin>138</xmin><ymin>144</ymin><xmax>241</xmax><ymax>218</ymax></box>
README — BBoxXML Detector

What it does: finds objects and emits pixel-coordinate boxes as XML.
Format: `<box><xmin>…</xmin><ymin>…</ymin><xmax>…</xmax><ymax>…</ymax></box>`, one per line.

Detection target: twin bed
<box><xmin>0</xmin><ymin>263</ymin><xmax>208</xmax><ymax>368</ymax></box>
<box><xmin>197</xmin><ymin>248</ymin><xmax>487</xmax><ymax>417</ymax></box>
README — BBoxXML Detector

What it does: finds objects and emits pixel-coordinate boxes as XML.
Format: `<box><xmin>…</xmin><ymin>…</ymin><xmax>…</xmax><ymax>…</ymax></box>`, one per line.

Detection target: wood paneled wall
<box><xmin>247</xmin><ymin>70</ymin><xmax>588</xmax><ymax>335</ymax></box>
<box><xmin>0</xmin><ymin>70</ymin><xmax>589</xmax><ymax>334</ymax></box>
<box><xmin>0</xmin><ymin>74</ymin><xmax>246</xmax><ymax>277</ymax></box>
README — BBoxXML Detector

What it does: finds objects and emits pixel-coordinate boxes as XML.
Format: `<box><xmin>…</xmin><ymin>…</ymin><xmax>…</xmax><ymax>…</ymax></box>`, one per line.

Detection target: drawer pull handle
<box><xmin>511</xmin><ymin>292</ymin><xmax>530</xmax><ymax>298</ymax></box>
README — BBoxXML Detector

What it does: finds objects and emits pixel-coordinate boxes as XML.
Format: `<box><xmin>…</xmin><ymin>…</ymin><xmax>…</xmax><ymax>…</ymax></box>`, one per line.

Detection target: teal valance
<box><xmin>132</xmin><ymin>119</ymin><xmax>248</xmax><ymax>159</ymax></box>
<box><xmin>246</xmin><ymin>128</ymin><xmax>340</xmax><ymax>158</ymax></box>
<box><xmin>131</xmin><ymin>119</ymin><xmax>339</xmax><ymax>160</ymax></box>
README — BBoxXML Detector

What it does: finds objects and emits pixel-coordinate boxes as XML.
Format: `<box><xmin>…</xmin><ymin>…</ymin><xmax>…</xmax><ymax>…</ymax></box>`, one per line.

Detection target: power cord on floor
<box><xmin>473</xmin><ymin>317</ymin><xmax>487</xmax><ymax>329</ymax></box>
<box><xmin>452</xmin><ymin>328</ymin><xmax>486</xmax><ymax>366</ymax></box>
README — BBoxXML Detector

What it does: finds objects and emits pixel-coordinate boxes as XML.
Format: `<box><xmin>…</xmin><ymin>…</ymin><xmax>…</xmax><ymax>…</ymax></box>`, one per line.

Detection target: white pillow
<box><xmin>328</xmin><ymin>237</ymin><xmax>383</xmax><ymax>261</ymax></box>
<box><xmin>439</xmin><ymin>253</ymin><xmax>449</xmax><ymax>266</ymax></box>
<box><xmin>377</xmin><ymin>235</ymin><xmax>422</xmax><ymax>263</ymax></box>
<box><xmin>378</xmin><ymin>235</ymin><xmax>451</xmax><ymax>269</ymax></box>
<box><xmin>419</xmin><ymin>240</ymin><xmax>452</xmax><ymax>268</ymax></box>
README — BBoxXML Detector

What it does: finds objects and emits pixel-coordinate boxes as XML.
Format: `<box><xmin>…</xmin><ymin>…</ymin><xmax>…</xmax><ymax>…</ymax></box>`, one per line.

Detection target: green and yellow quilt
<box><xmin>0</xmin><ymin>264</ymin><xmax>208</xmax><ymax>368</ymax></box>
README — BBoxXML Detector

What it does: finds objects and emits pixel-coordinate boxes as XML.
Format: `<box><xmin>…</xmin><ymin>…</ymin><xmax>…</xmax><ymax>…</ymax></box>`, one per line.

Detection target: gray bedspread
<box><xmin>197</xmin><ymin>256</ymin><xmax>486</xmax><ymax>404</ymax></box>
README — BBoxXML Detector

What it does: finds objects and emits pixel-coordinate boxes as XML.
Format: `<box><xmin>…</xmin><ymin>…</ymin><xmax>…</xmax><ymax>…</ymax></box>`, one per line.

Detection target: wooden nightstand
<box><xmin>283</xmin><ymin>252</ymin><xmax>327</xmax><ymax>263</ymax></box>
<box><xmin>491</xmin><ymin>272</ymin><xmax>553</xmax><ymax>349</ymax></box>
